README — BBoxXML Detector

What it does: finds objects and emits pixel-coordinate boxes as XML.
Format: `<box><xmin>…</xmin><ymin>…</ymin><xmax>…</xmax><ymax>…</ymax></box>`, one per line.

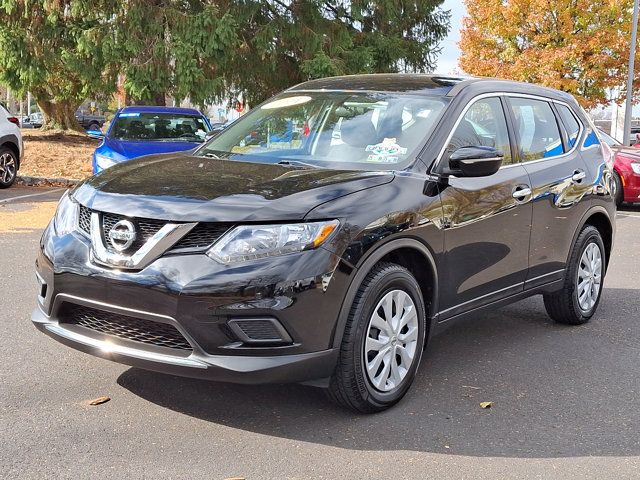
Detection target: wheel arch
<box><xmin>0</xmin><ymin>135</ymin><xmax>21</xmax><ymax>169</ymax></box>
<box><xmin>572</xmin><ymin>206</ymin><xmax>614</xmax><ymax>268</ymax></box>
<box><xmin>330</xmin><ymin>237</ymin><xmax>439</xmax><ymax>350</ymax></box>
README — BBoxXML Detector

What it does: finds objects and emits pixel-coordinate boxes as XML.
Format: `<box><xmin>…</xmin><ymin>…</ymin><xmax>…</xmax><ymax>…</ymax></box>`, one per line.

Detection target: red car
<box><xmin>599</xmin><ymin>130</ymin><xmax>640</xmax><ymax>206</ymax></box>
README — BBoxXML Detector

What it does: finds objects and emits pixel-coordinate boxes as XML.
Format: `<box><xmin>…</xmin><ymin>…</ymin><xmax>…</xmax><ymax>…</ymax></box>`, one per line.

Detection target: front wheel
<box><xmin>613</xmin><ymin>171</ymin><xmax>624</xmax><ymax>207</ymax></box>
<box><xmin>327</xmin><ymin>262</ymin><xmax>426</xmax><ymax>413</ymax></box>
<box><xmin>543</xmin><ymin>226</ymin><xmax>606</xmax><ymax>325</ymax></box>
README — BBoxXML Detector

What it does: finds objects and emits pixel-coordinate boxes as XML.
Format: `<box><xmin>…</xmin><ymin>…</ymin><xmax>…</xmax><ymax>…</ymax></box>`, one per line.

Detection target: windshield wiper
<box><xmin>202</xmin><ymin>152</ymin><xmax>220</xmax><ymax>159</ymax></box>
<box><xmin>277</xmin><ymin>160</ymin><xmax>321</xmax><ymax>169</ymax></box>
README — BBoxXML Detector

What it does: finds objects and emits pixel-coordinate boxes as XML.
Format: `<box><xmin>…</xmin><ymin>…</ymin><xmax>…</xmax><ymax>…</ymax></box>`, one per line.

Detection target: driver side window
<box><xmin>446</xmin><ymin>97</ymin><xmax>513</xmax><ymax>165</ymax></box>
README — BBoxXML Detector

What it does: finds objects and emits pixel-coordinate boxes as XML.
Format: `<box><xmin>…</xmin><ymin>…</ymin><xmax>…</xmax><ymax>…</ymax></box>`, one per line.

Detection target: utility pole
<box><xmin>624</xmin><ymin>0</ymin><xmax>640</xmax><ymax>146</ymax></box>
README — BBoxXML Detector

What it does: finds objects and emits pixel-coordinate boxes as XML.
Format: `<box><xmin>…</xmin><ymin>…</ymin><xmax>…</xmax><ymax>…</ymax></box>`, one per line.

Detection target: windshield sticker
<box><xmin>367</xmin><ymin>154</ymin><xmax>399</xmax><ymax>163</ymax></box>
<box><xmin>365</xmin><ymin>138</ymin><xmax>408</xmax><ymax>157</ymax></box>
<box><xmin>119</xmin><ymin>112</ymin><xmax>140</xmax><ymax>118</ymax></box>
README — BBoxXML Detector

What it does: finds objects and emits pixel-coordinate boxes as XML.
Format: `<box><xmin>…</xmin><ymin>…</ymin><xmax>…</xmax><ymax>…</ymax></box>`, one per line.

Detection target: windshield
<box><xmin>110</xmin><ymin>112</ymin><xmax>210</xmax><ymax>142</ymax></box>
<box><xmin>598</xmin><ymin>129</ymin><xmax>621</xmax><ymax>146</ymax></box>
<box><xmin>197</xmin><ymin>92</ymin><xmax>448</xmax><ymax>170</ymax></box>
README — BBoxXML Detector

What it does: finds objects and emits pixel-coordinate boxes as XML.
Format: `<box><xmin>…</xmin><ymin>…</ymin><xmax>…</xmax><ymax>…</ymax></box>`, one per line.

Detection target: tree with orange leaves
<box><xmin>459</xmin><ymin>0</ymin><xmax>637</xmax><ymax>108</ymax></box>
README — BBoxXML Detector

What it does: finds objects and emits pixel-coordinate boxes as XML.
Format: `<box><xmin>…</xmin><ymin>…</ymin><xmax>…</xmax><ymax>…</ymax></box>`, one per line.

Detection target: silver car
<box><xmin>0</xmin><ymin>103</ymin><xmax>23</xmax><ymax>188</ymax></box>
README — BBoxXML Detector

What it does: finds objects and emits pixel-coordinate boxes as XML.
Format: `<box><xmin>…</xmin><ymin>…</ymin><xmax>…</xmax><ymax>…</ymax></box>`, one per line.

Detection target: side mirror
<box><xmin>205</xmin><ymin>125</ymin><xmax>225</xmax><ymax>140</ymax></box>
<box><xmin>448</xmin><ymin>146</ymin><xmax>503</xmax><ymax>177</ymax></box>
<box><xmin>86</xmin><ymin>129</ymin><xmax>104</xmax><ymax>140</ymax></box>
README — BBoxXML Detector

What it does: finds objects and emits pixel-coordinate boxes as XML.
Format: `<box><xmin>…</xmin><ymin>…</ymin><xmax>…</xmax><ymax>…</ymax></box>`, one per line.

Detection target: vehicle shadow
<box><xmin>619</xmin><ymin>204</ymin><xmax>640</xmax><ymax>213</ymax></box>
<box><xmin>118</xmin><ymin>288</ymin><xmax>640</xmax><ymax>458</ymax></box>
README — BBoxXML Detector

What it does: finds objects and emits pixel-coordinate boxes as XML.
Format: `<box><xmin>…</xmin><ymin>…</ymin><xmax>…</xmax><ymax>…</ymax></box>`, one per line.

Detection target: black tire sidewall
<box><xmin>570</xmin><ymin>228</ymin><xmax>606</xmax><ymax>320</ymax></box>
<box><xmin>352</xmin><ymin>269</ymin><xmax>426</xmax><ymax>408</ymax></box>
<box><xmin>613</xmin><ymin>171</ymin><xmax>623</xmax><ymax>206</ymax></box>
<box><xmin>0</xmin><ymin>147</ymin><xmax>17</xmax><ymax>188</ymax></box>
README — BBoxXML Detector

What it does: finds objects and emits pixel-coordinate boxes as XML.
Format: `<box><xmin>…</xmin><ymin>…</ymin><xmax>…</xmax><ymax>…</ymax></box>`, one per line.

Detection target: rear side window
<box><xmin>446</xmin><ymin>97</ymin><xmax>513</xmax><ymax>165</ymax></box>
<box><xmin>509</xmin><ymin>97</ymin><xmax>563</xmax><ymax>161</ymax></box>
<box><xmin>556</xmin><ymin>104</ymin><xmax>581</xmax><ymax>149</ymax></box>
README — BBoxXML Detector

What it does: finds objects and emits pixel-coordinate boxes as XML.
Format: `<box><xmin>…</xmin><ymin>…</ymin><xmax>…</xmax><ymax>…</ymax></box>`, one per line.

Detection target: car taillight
<box><xmin>601</xmin><ymin>141</ymin><xmax>615</xmax><ymax>170</ymax></box>
<box><xmin>7</xmin><ymin>116</ymin><xmax>19</xmax><ymax>126</ymax></box>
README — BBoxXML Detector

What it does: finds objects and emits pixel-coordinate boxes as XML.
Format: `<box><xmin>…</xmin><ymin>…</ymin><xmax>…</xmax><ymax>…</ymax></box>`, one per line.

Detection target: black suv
<box><xmin>33</xmin><ymin>75</ymin><xmax>615</xmax><ymax>412</ymax></box>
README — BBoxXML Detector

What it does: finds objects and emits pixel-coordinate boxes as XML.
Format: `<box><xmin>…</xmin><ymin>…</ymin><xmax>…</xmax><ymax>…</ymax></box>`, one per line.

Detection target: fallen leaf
<box><xmin>87</xmin><ymin>396</ymin><xmax>110</xmax><ymax>406</ymax></box>
<box><xmin>480</xmin><ymin>401</ymin><xmax>493</xmax><ymax>409</ymax></box>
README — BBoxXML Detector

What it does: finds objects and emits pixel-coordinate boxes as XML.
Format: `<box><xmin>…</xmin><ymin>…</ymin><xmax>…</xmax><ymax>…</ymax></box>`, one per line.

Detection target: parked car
<box><xmin>28</xmin><ymin>112</ymin><xmax>43</xmax><ymax>128</ymax></box>
<box><xmin>598</xmin><ymin>129</ymin><xmax>640</xmax><ymax>205</ymax></box>
<box><xmin>0</xmin><ymin>103</ymin><xmax>23</xmax><ymax>188</ymax></box>
<box><xmin>75</xmin><ymin>109</ymin><xmax>106</xmax><ymax>131</ymax></box>
<box><xmin>89</xmin><ymin>106</ymin><xmax>212</xmax><ymax>174</ymax></box>
<box><xmin>33</xmin><ymin>75</ymin><xmax>615</xmax><ymax>412</ymax></box>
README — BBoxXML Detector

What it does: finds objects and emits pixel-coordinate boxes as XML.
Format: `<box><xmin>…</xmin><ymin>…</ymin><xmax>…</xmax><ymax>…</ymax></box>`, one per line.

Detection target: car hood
<box><xmin>73</xmin><ymin>153</ymin><xmax>395</xmax><ymax>222</ymax></box>
<box><xmin>613</xmin><ymin>144</ymin><xmax>640</xmax><ymax>162</ymax></box>
<box><xmin>104</xmin><ymin>138</ymin><xmax>200</xmax><ymax>159</ymax></box>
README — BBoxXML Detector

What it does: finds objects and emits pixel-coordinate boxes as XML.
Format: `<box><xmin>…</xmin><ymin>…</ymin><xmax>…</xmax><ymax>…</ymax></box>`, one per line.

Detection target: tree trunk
<box><xmin>37</xmin><ymin>99</ymin><xmax>83</xmax><ymax>132</ymax></box>
<box><xmin>153</xmin><ymin>91</ymin><xmax>166</xmax><ymax>106</ymax></box>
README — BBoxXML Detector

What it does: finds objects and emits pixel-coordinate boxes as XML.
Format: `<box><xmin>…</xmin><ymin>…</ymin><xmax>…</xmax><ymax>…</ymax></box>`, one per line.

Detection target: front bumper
<box><xmin>32</xmin><ymin>304</ymin><xmax>337</xmax><ymax>384</ymax></box>
<box><xmin>33</xmin><ymin>228</ymin><xmax>351</xmax><ymax>384</ymax></box>
<box><xmin>621</xmin><ymin>170</ymin><xmax>640</xmax><ymax>203</ymax></box>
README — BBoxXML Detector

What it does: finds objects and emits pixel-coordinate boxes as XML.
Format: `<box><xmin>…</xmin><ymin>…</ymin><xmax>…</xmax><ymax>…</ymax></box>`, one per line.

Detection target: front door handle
<box><xmin>572</xmin><ymin>170</ymin><xmax>586</xmax><ymax>183</ymax></box>
<box><xmin>512</xmin><ymin>185</ymin><xmax>532</xmax><ymax>201</ymax></box>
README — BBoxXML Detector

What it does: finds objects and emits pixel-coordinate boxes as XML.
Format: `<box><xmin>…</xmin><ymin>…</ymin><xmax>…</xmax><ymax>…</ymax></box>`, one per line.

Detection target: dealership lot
<box><xmin>1</xmin><ymin>187</ymin><xmax>640</xmax><ymax>479</ymax></box>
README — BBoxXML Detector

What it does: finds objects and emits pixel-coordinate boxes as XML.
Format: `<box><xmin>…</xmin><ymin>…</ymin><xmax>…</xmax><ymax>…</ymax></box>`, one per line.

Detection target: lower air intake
<box><xmin>58</xmin><ymin>303</ymin><xmax>192</xmax><ymax>351</ymax></box>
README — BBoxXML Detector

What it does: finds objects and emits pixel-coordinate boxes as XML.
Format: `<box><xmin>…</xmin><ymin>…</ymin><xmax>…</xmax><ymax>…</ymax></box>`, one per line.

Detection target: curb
<box><xmin>17</xmin><ymin>175</ymin><xmax>80</xmax><ymax>187</ymax></box>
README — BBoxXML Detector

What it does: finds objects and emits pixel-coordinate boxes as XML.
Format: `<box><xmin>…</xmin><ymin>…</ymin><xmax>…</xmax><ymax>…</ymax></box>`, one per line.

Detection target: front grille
<box><xmin>78</xmin><ymin>205</ymin><xmax>91</xmax><ymax>234</ymax></box>
<box><xmin>78</xmin><ymin>205</ymin><xmax>230</xmax><ymax>253</ymax></box>
<box><xmin>59</xmin><ymin>303</ymin><xmax>192</xmax><ymax>351</ymax></box>
<box><xmin>102</xmin><ymin>212</ymin><xmax>165</xmax><ymax>251</ymax></box>
<box><xmin>171</xmin><ymin>223</ymin><xmax>231</xmax><ymax>250</ymax></box>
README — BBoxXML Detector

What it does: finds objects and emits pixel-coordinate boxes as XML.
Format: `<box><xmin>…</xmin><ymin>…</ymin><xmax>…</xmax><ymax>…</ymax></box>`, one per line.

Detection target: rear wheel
<box><xmin>0</xmin><ymin>146</ymin><xmax>18</xmax><ymax>188</ymax></box>
<box><xmin>543</xmin><ymin>226</ymin><xmax>605</xmax><ymax>325</ymax></box>
<box><xmin>327</xmin><ymin>262</ymin><xmax>426</xmax><ymax>413</ymax></box>
<box><xmin>613</xmin><ymin>171</ymin><xmax>624</xmax><ymax>207</ymax></box>
<box><xmin>88</xmin><ymin>122</ymin><xmax>100</xmax><ymax>132</ymax></box>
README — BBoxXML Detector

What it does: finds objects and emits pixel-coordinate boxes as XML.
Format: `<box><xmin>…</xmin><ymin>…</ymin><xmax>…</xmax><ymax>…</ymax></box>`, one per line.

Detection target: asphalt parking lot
<box><xmin>1</xmin><ymin>186</ymin><xmax>640</xmax><ymax>479</ymax></box>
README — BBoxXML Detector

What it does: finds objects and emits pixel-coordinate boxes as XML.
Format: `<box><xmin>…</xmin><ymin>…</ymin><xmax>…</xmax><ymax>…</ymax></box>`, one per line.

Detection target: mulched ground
<box><xmin>18</xmin><ymin>129</ymin><xmax>98</xmax><ymax>180</ymax></box>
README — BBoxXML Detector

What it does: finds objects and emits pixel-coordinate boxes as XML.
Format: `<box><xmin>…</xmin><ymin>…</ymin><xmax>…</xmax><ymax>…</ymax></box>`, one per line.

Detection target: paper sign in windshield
<box><xmin>366</xmin><ymin>138</ymin><xmax>407</xmax><ymax>156</ymax></box>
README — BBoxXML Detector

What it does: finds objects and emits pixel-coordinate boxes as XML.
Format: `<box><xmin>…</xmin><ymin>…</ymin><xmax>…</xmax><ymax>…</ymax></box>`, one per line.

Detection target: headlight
<box><xmin>52</xmin><ymin>191</ymin><xmax>79</xmax><ymax>236</ymax></box>
<box><xmin>207</xmin><ymin>220</ymin><xmax>340</xmax><ymax>264</ymax></box>
<box><xmin>95</xmin><ymin>153</ymin><xmax>118</xmax><ymax>171</ymax></box>
<box><xmin>631</xmin><ymin>163</ymin><xmax>640</xmax><ymax>175</ymax></box>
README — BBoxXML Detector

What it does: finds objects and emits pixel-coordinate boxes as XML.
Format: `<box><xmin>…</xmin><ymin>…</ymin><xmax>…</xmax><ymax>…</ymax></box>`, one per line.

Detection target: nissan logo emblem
<box><xmin>108</xmin><ymin>219</ymin><xmax>137</xmax><ymax>252</ymax></box>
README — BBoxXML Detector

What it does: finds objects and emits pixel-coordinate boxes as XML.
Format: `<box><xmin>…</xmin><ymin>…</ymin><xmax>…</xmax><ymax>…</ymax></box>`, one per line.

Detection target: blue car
<box><xmin>90</xmin><ymin>106</ymin><xmax>212</xmax><ymax>174</ymax></box>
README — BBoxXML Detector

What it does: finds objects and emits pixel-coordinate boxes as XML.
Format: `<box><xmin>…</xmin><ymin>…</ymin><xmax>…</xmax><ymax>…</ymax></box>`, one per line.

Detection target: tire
<box><xmin>543</xmin><ymin>226</ymin><xmax>606</xmax><ymax>325</ymax></box>
<box><xmin>0</xmin><ymin>146</ymin><xmax>18</xmax><ymax>189</ymax></box>
<box><xmin>88</xmin><ymin>123</ymin><xmax>100</xmax><ymax>132</ymax></box>
<box><xmin>613</xmin><ymin>171</ymin><xmax>624</xmax><ymax>207</ymax></box>
<box><xmin>326</xmin><ymin>262</ymin><xmax>427</xmax><ymax>413</ymax></box>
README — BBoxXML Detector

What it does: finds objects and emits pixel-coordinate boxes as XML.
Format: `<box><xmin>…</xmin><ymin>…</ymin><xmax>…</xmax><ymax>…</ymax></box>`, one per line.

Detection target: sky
<box><xmin>434</xmin><ymin>1</ymin><xmax>466</xmax><ymax>75</ymax></box>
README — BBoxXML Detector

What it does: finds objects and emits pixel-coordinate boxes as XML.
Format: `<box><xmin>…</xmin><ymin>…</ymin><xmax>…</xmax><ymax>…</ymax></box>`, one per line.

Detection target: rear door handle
<box><xmin>512</xmin><ymin>185</ymin><xmax>532</xmax><ymax>201</ymax></box>
<box><xmin>572</xmin><ymin>170</ymin><xmax>586</xmax><ymax>183</ymax></box>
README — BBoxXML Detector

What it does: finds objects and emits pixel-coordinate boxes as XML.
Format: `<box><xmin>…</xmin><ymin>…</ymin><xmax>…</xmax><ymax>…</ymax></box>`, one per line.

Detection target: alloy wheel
<box><xmin>576</xmin><ymin>242</ymin><xmax>602</xmax><ymax>312</ymax></box>
<box><xmin>363</xmin><ymin>289</ymin><xmax>419</xmax><ymax>392</ymax></box>
<box><xmin>0</xmin><ymin>152</ymin><xmax>16</xmax><ymax>185</ymax></box>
